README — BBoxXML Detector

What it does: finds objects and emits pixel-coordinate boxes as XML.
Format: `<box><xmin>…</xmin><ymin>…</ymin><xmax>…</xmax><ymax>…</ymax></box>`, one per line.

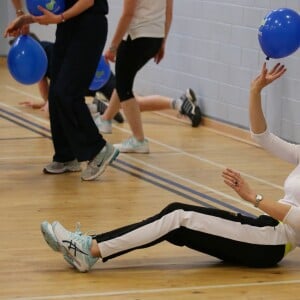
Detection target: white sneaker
<box><xmin>93</xmin><ymin>113</ymin><xmax>112</xmax><ymax>134</ymax></box>
<box><xmin>88</xmin><ymin>103</ymin><xmax>98</xmax><ymax>114</ymax></box>
<box><xmin>52</xmin><ymin>221</ymin><xmax>99</xmax><ymax>272</ymax></box>
<box><xmin>114</xmin><ymin>136</ymin><xmax>149</xmax><ymax>153</ymax></box>
<box><xmin>81</xmin><ymin>143</ymin><xmax>119</xmax><ymax>181</ymax></box>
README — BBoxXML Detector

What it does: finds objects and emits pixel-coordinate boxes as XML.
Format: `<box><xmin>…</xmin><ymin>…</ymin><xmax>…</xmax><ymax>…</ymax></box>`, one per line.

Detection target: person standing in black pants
<box><xmin>5</xmin><ymin>0</ymin><xmax>119</xmax><ymax>181</ymax></box>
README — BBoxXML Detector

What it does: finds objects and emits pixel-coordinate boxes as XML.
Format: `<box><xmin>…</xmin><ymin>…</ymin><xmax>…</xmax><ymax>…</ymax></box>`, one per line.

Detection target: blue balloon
<box><xmin>89</xmin><ymin>56</ymin><xmax>111</xmax><ymax>91</ymax></box>
<box><xmin>7</xmin><ymin>35</ymin><xmax>48</xmax><ymax>85</ymax></box>
<box><xmin>26</xmin><ymin>0</ymin><xmax>65</xmax><ymax>16</ymax></box>
<box><xmin>258</xmin><ymin>8</ymin><xmax>300</xmax><ymax>59</ymax></box>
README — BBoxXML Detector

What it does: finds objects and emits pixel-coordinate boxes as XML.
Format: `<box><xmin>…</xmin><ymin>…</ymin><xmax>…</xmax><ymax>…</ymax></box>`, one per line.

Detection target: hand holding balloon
<box><xmin>7</xmin><ymin>35</ymin><xmax>48</xmax><ymax>85</ymax></box>
<box><xmin>26</xmin><ymin>0</ymin><xmax>65</xmax><ymax>16</ymax></box>
<box><xmin>4</xmin><ymin>15</ymin><xmax>34</xmax><ymax>37</ymax></box>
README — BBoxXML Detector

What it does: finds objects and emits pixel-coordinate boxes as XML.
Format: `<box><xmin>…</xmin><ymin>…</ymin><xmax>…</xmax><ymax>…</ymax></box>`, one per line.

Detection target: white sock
<box><xmin>172</xmin><ymin>98</ymin><xmax>182</xmax><ymax>111</ymax></box>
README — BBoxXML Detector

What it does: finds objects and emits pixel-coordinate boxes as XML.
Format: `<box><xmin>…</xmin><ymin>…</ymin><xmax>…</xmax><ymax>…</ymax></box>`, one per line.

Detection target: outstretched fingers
<box><xmin>222</xmin><ymin>168</ymin><xmax>241</xmax><ymax>188</ymax></box>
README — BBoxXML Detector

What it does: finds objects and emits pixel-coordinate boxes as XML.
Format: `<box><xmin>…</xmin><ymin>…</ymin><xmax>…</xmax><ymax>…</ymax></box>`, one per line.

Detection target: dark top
<box><xmin>65</xmin><ymin>0</ymin><xmax>108</xmax><ymax>14</ymax></box>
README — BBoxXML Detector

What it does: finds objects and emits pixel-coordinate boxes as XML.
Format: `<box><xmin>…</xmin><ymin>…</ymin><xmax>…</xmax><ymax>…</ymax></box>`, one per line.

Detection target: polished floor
<box><xmin>1</xmin><ymin>63</ymin><xmax>300</xmax><ymax>300</ymax></box>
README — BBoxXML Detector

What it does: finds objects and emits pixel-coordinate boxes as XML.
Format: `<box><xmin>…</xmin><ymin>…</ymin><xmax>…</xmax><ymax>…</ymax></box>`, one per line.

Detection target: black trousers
<box><xmin>96</xmin><ymin>202</ymin><xmax>288</xmax><ymax>267</ymax></box>
<box><xmin>48</xmin><ymin>10</ymin><xmax>107</xmax><ymax>162</ymax></box>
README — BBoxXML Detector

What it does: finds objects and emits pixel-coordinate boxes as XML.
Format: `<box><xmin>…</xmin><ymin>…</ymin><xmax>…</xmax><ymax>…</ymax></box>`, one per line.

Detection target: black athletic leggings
<box><xmin>115</xmin><ymin>36</ymin><xmax>163</xmax><ymax>101</ymax></box>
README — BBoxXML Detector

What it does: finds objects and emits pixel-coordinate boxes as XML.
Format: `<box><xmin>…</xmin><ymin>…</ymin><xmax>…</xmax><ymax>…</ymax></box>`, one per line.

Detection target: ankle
<box><xmin>90</xmin><ymin>239</ymin><xmax>101</xmax><ymax>257</ymax></box>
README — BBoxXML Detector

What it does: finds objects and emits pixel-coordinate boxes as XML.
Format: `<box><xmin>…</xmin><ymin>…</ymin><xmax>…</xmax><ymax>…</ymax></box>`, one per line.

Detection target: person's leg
<box><xmin>137</xmin><ymin>89</ymin><xmax>202</xmax><ymax>127</ymax></box>
<box><xmin>49</xmin><ymin>16</ymin><xmax>106</xmax><ymax>162</ymax></box>
<box><xmin>47</xmin><ymin>13</ymin><xmax>118</xmax><ymax>179</ymax></box>
<box><xmin>112</xmin><ymin>37</ymin><xmax>163</xmax><ymax>153</ymax></box>
<box><xmin>137</xmin><ymin>95</ymin><xmax>173</xmax><ymax>111</ymax></box>
<box><xmin>101</xmin><ymin>89</ymin><xmax>122</xmax><ymax>120</ymax></box>
<box><xmin>41</xmin><ymin>202</ymin><xmax>288</xmax><ymax>272</ymax></box>
<box><xmin>92</xmin><ymin>73</ymin><xmax>125</xmax><ymax>124</ymax></box>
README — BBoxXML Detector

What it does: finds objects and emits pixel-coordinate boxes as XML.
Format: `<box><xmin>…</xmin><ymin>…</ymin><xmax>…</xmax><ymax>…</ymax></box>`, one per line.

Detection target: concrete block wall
<box><xmin>108</xmin><ymin>0</ymin><xmax>300</xmax><ymax>142</ymax></box>
<box><xmin>1</xmin><ymin>1</ymin><xmax>300</xmax><ymax>142</ymax></box>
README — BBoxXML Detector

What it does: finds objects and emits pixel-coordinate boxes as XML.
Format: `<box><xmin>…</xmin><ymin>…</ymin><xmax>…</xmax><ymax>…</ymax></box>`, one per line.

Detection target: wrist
<box><xmin>16</xmin><ymin>9</ymin><xmax>24</xmax><ymax>16</ymax></box>
<box><xmin>60</xmin><ymin>13</ymin><xmax>66</xmax><ymax>23</ymax></box>
<box><xmin>109</xmin><ymin>45</ymin><xmax>117</xmax><ymax>53</ymax></box>
<box><xmin>254</xmin><ymin>194</ymin><xmax>264</xmax><ymax>208</ymax></box>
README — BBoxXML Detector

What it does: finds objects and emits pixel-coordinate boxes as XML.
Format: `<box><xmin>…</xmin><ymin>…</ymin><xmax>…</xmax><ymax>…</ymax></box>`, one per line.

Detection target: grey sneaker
<box><xmin>180</xmin><ymin>88</ymin><xmax>202</xmax><ymax>127</ymax></box>
<box><xmin>43</xmin><ymin>160</ymin><xmax>81</xmax><ymax>174</ymax></box>
<box><xmin>41</xmin><ymin>221</ymin><xmax>80</xmax><ymax>268</ymax></box>
<box><xmin>94</xmin><ymin>114</ymin><xmax>112</xmax><ymax>134</ymax></box>
<box><xmin>81</xmin><ymin>143</ymin><xmax>119</xmax><ymax>181</ymax></box>
<box><xmin>114</xmin><ymin>136</ymin><xmax>149</xmax><ymax>153</ymax></box>
<box><xmin>93</xmin><ymin>97</ymin><xmax>124</xmax><ymax>124</ymax></box>
<box><xmin>53</xmin><ymin>221</ymin><xmax>99</xmax><ymax>272</ymax></box>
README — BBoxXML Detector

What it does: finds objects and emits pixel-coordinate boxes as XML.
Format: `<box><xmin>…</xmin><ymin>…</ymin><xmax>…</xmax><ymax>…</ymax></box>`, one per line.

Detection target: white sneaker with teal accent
<box><xmin>40</xmin><ymin>221</ymin><xmax>80</xmax><ymax>269</ymax></box>
<box><xmin>114</xmin><ymin>136</ymin><xmax>149</xmax><ymax>153</ymax></box>
<box><xmin>52</xmin><ymin>221</ymin><xmax>99</xmax><ymax>272</ymax></box>
<box><xmin>81</xmin><ymin>143</ymin><xmax>119</xmax><ymax>181</ymax></box>
<box><xmin>93</xmin><ymin>114</ymin><xmax>112</xmax><ymax>134</ymax></box>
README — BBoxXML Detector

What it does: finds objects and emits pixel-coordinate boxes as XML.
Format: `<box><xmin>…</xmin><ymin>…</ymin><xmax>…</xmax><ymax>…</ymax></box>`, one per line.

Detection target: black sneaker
<box><xmin>92</xmin><ymin>97</ymin><xmax>124</xmax><ymax>124</ymax></box>
<box><xmin>180</xmin><ymin>88</ymin><xmax>202</xmax><ymax>127</ymax></box>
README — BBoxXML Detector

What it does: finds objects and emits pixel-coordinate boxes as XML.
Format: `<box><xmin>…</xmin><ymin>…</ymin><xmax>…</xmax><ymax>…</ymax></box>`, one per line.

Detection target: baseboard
<box><xmin>0</xmin><ymin>56</ymin><xmax>7</xmax><ymax>66</ymax></box>
<box><xmin>153</xmin><ymin>110</ymin><xmax>258</xmax><ymax>147</ymax></box>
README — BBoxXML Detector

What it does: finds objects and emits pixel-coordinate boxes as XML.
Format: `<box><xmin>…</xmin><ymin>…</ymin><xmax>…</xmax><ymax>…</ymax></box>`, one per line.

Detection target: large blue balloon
<box><xmin>89</xmin><ymin>56</ymin><xmax>111</xmax><ymax>91</ymax></box>
<box><xmin>7</xmin><ymin>35</ymin><xmax>48</xmax><ymax>85</ymax></box>
<box><xmin>258</xmin><ymin>8</ymin><xmax>300</xmax><ymax>59</ymax></box>
<box><xmin>26</xmin><ymin>0</ymin><xmax>65</xmax><ymax>16</ymax></box>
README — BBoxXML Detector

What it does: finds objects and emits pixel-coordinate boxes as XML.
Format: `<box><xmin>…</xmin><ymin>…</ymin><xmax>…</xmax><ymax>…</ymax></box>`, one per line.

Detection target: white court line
<box><xmin>121</xmin><ymin>155</ymin><xmax>254</xmax><ymax>209</ymax></box>
<box><xmin>1</xmin><ymin>85</ymin><xmax>284</xmax><ymax>192</ymax></box>
<box><xmin>4</xmin><ymin>85</ymin><xmax>42</xmax><ymax>100</ymax></box>
<box><xmin>9</xmin><ymin>279</ymin><xmax>300</xmax><ymax>300</ymax></box>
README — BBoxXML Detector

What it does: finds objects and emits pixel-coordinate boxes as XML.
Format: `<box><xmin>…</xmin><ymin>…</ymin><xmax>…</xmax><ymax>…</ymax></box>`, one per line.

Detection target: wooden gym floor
<box><xmin>1</xmin><ymin>61</ymin><xmax>300</xmax><ymax>300</ymax></box>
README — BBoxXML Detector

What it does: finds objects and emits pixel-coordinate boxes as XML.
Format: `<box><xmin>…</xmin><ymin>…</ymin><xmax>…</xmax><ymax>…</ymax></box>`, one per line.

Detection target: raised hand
<box><xmin>251</xmin><ymin>62</ymin><xmax>286</xmax><ymax>92</ymax></box>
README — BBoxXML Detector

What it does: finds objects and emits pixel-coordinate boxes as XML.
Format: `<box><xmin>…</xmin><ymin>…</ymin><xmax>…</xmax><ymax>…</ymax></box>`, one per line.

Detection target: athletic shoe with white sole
<box><xmin>81</xmin><ymin>143</ymin><xmax>119</xmax><ymax>181</ymax></box>
<box><xmin>93</xmin><ymin>113</ymin><xmax>112</xmax><ymax>134</ymax></box>
<box><xmin>180</xmin><ymin>88</ymin><xmax>202</xmax><ymax>127</ymax></box>
<box><xmin>52</xmin><ymin>221</ymin><xmax>99</xmax><ymax>272</ymax></box>
<box><xmin>93</xmin><ymin>97</ymin><xmax>124</xmax><ymax>124</ymax></box>
<box><xmin>114</xmin><ymin>136</ymin><xmax>149</xmax><ymax>153</ymax></box>
<box><xmin>40</xmin><ymin>221</ymin><xmax>80</xmax><ymax>268</ymax></box>
<box><xmin>43</xmin><ymin>160</ymin><xmax>81</xmax><ymax>174</ymax></box>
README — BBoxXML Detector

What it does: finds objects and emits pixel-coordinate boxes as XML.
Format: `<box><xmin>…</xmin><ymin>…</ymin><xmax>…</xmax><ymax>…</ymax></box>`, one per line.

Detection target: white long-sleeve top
<box><xmin>251</xmin><ymin>129</ymin><xmax>300</xmax><ymax>246</ymax></box>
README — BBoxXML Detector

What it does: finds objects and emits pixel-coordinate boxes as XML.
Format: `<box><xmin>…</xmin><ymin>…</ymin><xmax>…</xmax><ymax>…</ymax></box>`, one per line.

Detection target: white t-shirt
<box><xmin>126</xmin><ymin>0</ymin><xmax>167</xmax><ymax>39</ymax></box>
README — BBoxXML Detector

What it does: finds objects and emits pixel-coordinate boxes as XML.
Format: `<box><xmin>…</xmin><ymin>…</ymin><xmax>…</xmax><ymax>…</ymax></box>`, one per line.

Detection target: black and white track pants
<box><xmin>95</xmin><ymin>202</ymin><xmax>292</xmax><ymax>267</ymax></box>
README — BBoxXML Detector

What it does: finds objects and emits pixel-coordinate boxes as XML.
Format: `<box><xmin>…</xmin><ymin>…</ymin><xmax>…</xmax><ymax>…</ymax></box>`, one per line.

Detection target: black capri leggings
<box><xmin>115</xmin><ymin>36</ymin><xmax>163</xmax><ymax>101</ymax></box>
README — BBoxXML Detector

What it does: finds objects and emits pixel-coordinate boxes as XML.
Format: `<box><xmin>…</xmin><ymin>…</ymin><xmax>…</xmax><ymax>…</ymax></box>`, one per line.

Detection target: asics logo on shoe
<box><xmin>63</xmin><ymin>240</ymin><xmax>88</xmax><ymax>257</ymax></box>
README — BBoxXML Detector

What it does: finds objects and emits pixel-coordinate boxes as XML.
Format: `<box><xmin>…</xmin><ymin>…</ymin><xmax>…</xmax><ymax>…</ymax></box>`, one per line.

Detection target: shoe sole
<box><xmin>40</xmin><ymin>221</ymin><xmax>60</xmax><ymax>252</ymax></box>
<box><xmin>81</xmin><ymin>148</ymin><xmax>119</xmax><ymax>181</ymax></box>
<box><xmin>98</xmin><ymin>128</ymin><xmax>112</xmax><ymax>134</ymax></box>
<box><xmin>186</xmin><ymin>89</ymin><xmax>202</xmax><ymax>127</ymax></box>
<box><xmin>117</xmin><ymin>148</ymin><xmax>149</xmax><ymax>154</ymax></box>
<box><xmin>191</xmin><ymin>106</ymin><xmax>202</xmax><ymax>127</ymax></box>
<box><xmin>186</xmin><ymin>88</ymin><xmax>197</xmax><ymax>103</ymax></box>
<box><xmin>43</xmin><ymin>166</ymin><xmax>81</xmax><ymax>174</ymax></box>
